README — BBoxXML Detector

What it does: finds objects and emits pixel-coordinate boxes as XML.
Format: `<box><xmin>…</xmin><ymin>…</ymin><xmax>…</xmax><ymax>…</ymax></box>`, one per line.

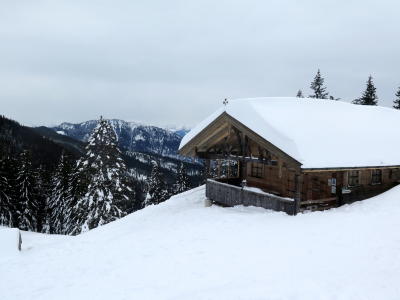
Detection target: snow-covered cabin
<box><xmin>179</xmin><ymin>97</ymin><xmax>400</xmax><ymax>213</ymax></box>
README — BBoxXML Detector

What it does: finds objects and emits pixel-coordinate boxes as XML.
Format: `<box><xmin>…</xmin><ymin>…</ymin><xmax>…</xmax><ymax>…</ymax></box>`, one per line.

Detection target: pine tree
<box><xmin>64</xmin><ymin>162</ymin><xmax>88</xmax><ymax>234</ymax></box>
<box><xmin>15</xmin><ymin>150</ymin><xmax>38</xmax><ymax>231</ymax></box>
<box><xmin>353</xmin><ymin>75</ymin><xmax>378</xmax><ymax>105</ymax></box>
<box><xmin>116</xmin><ymin>174</ymin><xmax>136</xmax><ymax>213</ymax></box>
<box><xmin>393</xmin><ymin>87</ymin><xmax>400</xmax><ymax>109</ymax></box>
<box><xmin>35</xmin><ymin>165</ymin><xmax>51</xmax><ymax>233</ymax></box>
<box><xmin>296</xmin><ymin>89</ymin><xmax>304</xmax><ymax>98</ymax></box>
<box><xmin>1</xmin><ymin>154</ymin><xmax>19</xmax><ymax>227</ymax></box>
<box><xmin>174</xmin><ymin>163</ymin><xmax>190</xmax><ymax>194</ymax></box>
<box><xmin>48</xmin><ymin>152</ymin><xmax>74</xmax><ymax>234</ymax></box>
<box><xmin>144</xmin><ymin>161</ymin><xmax>169</xmax><ymax>206</ymax></box>
<box><xmin>309</xmin><ymin>69</ymin><xmax>329</xmax><ymax>99</ymax></box>
<box><xmin>0</xmin><ymin>157</ymin><xmax>13</xmax><ymax>227</ymax></box>
<box><xmin>67</xmin><ymin>117</ymin><xmax>132</xmax><ymax>235</ymax></box>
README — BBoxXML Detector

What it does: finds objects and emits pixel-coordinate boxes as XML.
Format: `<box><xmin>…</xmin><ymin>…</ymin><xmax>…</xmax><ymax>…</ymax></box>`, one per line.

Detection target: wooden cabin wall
<box><xmin>342</xmin><ymin>168</ymin><xmax>399</xmax><ymax>203</ymax></box>
<box><xmin>244</xmin><ymin>164</ymin><xmax>400</xmax><ymax>203</ymax></box>
<box><xmin>244</xmin><ymin>158</ymin><xmax>298</xmax><ymax>199</ymax></box>
<box><xmin>240</xmin><ymin>136</ymin><xmax>302</xmax><ymax>199</ymax></box>
<box><xmin>302</xmin><ymin>168</ymin><xmax>400</xmax><ymax>203</ymax></box>
<box><xmin>302</xmin><ymin>171</ymin><xmax>345</xmax><ymax>201</ymax></box>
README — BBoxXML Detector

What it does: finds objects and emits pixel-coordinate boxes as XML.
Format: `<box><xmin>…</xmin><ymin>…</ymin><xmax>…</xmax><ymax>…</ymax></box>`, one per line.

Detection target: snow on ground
<box><xmin>0</xmin><ymin>228</ymin><xmax>20</xmax><ymax>255</ymax></box>
<box><xmin>1</xmin><ymin>185</ymin><xmax>400</xmax><ymax>300</ymax></box>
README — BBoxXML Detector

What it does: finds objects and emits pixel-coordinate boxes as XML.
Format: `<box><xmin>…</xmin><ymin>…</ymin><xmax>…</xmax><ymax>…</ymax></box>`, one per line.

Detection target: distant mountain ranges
<box><xmin>0</xmin><ymin>115</ymin><xmax>202</xmax><ymax>189</ymax></box>
<box><xmin>52</xmin><ymin>119</ymin><xmax>189</xmax><ymax>159</ymax></box>
<box><xmin>47</xmin><ymin>119</ymin><xmax>201</xmax><ymax>185</ymax></box>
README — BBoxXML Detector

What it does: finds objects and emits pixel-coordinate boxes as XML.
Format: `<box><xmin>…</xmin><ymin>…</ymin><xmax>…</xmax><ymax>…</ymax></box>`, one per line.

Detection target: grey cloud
<box><xmin>1</xmin><ymin>0</ymin><xmax>399</xmax><ymax>127</ymax></box>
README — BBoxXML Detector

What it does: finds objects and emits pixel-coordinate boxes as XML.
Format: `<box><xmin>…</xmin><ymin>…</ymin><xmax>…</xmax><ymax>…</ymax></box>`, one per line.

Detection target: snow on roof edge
<box><xmin>179</xmin><ymin>97</ymin><xmax>301</xmax><ymax>157</ymax></box>
<box><xmin>180</xmin><ymin>97</ymin><xmax>400</xmax><ymax>169</ymax></box>
<box><xmin>179</xmin><ymin>106</ymin><xmax>225</xmax><ymax>150</ymax></box>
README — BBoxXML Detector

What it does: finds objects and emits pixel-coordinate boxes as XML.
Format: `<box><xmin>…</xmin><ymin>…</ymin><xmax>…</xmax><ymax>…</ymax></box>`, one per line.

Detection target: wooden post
<box><xmin>294</xmin><ymin>173</ymin><xmax>302</xmax><ymax>215</ymax></box>
<box><xmin>18</xmin><ymin>230</ymin><xmax>22</xmax><ymax>251</ymax></box>
<box><xmin>240</xmin><ymin>134</ymin><xmax>248</xmax><ymax>181</ymax></box>
<box><xmin>204</xmin><ymin>159</ymin><xmax>211</xmax><ymax>180</ymax></box>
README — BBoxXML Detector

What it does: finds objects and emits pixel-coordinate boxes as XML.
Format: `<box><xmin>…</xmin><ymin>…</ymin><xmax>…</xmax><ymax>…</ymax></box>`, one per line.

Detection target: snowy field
<box><xmin>1</xmin><ymin>185</ymin><xmax>400</xmax><ymax>300</ymax></box>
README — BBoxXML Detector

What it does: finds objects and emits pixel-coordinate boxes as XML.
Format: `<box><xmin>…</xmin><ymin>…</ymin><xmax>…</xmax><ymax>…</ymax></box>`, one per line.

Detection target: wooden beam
<box><xmin>294</xmin><ymin>173</ymin><xmax>302</xmax><ymax>214</ymax></box>
<box><xmin>196</xmin><ymin>153</ymin><xmax>279</xmax><ymax>164</ymax></box>
<box><xmin>204</xmin><ymin>159</ymin><xmax>211</xmax><ymax>180</ymax></box>
<box><xmin>303</xmin><ymin>165</ymin><xmax>400</xmax><ymax>173</ymax></box>
<box><xmin>300</xmin><ymin>197</ymin><xmax>336</xmax><ymax>205</ymax></box>
<box><xmin>179</xmin><ymin>112</ymin><xmax>302</xmax><ymax>170</ymax></box>
<box><xmin>232</xmin><ymin>126</ymin><xmax>243</xmax><ymax>155</ymax></box>
<box><xmin>197</xmin><ymin>124</ymin><xmax>229</xmax><ymax>149</ymax></box>
<box><xmin>226</xmin><ymin>114</ymin><xmax>301</xmax><ymax>168</ymax></box>
<box><xmin>240</xmin><ymin>134</ymin><xmax>247</xmax><ymax>180</ymax></box>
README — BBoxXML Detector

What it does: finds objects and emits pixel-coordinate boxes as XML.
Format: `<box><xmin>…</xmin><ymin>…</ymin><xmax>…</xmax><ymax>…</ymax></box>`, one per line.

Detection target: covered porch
<box><xmin>201</xmin><ymin>157</ymin><xmax>299</xmax><ymax>214</ymax></box>
<box><xmin>206</xmin><ymin>178</ymin><xmax>297</xmax><ymax>215</ymax></box>
<box><xmin>180</xmin><ymin>112</ymin><xmax>303</xmax><ymax>214</ymax></box>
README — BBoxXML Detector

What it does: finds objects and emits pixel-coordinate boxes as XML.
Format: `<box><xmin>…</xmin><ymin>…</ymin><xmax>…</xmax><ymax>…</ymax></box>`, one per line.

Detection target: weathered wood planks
<box><xmin>205</xmin><ymin>179</ymin><xmax>296</xmax><ymax>215</ymax></box>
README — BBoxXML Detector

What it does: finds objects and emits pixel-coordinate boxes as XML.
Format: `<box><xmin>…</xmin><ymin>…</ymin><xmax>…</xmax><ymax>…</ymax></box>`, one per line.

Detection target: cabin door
<box><xmin>329</xmin><ymin>177</ymin><xmax>337</xmax><ymax>194</ymax></box>
<box><xmin>332</xmin><ymin>172</ymin><xmax>344</xmax><ymax>206</ymax></box>
<box><xmin>311</xmin><ymin>177</ymin><xmax>321</xmax><ymax>199</ymax></box>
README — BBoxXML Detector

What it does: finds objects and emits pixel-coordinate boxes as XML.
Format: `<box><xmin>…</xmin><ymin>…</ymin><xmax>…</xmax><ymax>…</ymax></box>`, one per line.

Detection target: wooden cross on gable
<box><xmin>223</xmin><ymin>98</ymin><xmax>229</xmax><ymax>106</ymax></box>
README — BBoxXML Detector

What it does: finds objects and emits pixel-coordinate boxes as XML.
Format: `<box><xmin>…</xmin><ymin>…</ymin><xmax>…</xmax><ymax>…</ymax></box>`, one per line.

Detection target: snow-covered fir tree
<box><xmin>0</xmin><ymin>157</ymin><xmax>13</xmax><ymax>226</ymax></box>
<box><xmin>353</xmin><ymin>75</ymin><xmax>378</xmax><ymax>105</ymax></box>
<box><xmin>174</xmin><ymin>163</ymin><xmax>190</xmax><ymax>194</ymax></box>
<box><xmin>309</xmin><ymin>69</ymin><xmax>329</xmax><ymax>99</ymax></box>
<box><xmin>144</xmin><ymin>161</ymin><xmax>169</xmax><ymax>206</ymax></box>
<box><xmin>63</xmin><ymin>162</ymin><xmax>88</xmax><ymax>234</ymax></box>
<box><xmin>67</xmin><ymin>117</ymin><xmax>133</xmax><ymax>235</ymax></box>
<box><xmin>15</xmin><ymin>150</ymin><xmax>38</xmax><ymax>231</ymax></box>
<box><xmin>393</xmin><ymin>87</ymin><xmax>400</xmax><ymax>109</ymax></box>
<box><xmin>115</xmin><ymin>174</ymin><xmax>136</xmax><ymax>213</ymax></box>
<box><xmin>35</xmin><ymin>165</ymin><xmax>51</xmax><ymax>233</ymax></box>
<box><xmin>48</xmin><ymin>152</ymin><xmax>73</xmax><ymax>234</ymax></box>
<box><xmin>296</xmin><ymin>89</ymin><xmax>304</xmax><ymax>98</ymax></box>
<box><xmin>1</xmin><ymin>154</ymin><xmax>19</xmax><ymax>226</ymax></box>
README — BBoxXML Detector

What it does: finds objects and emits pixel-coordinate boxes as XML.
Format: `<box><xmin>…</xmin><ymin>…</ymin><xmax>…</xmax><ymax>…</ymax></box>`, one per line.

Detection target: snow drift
<box><xmin>0</xmin><ymin>228</ymin><xmax>21</xmax><ymax>256</ymax></box>
<box><xmin>1</xmin><ymin>185</ymin><xmax>400</xmax><ymax>299</ymax></box>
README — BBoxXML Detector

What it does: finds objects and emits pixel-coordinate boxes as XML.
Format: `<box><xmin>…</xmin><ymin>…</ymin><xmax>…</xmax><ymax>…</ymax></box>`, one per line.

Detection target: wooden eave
<box><xmin>302</xmin><ymin>165</ymin><xmax>400</xmax><ymax>173</ymax></box>
<box><xmin>179</xmin><ymin>112</ymin><xmax>302</xmax><ymax>168</ymax></box>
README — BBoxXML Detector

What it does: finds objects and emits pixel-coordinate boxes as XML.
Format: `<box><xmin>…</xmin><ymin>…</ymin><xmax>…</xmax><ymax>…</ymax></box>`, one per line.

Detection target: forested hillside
<box><xmin>0</xmin><ymin>115</ymin><xmax>203</xmax><ymax>235</ymax></box>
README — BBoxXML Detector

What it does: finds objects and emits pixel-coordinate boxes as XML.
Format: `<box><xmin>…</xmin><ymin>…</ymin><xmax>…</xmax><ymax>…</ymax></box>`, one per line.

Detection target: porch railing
<box><xmin>206</xmin><ymin>179</ymin><xmax>297</xmax><ymax>215</ymax></box>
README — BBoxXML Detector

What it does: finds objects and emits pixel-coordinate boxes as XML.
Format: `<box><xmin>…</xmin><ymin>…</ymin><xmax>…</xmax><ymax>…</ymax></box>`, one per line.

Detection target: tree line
<box><xmin>0</xmin><ymin>117</ymin><xmax>191</xmax><ymax>235</ymax></box>
<box><xmin>297</xmin><ymin>69</ymin><xmax>400</xmax><ymax>109</ymax></box>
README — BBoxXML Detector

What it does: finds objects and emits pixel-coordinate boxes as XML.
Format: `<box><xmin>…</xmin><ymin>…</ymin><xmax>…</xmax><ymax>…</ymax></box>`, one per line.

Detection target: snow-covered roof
<box><xmin>179</xmin><ymin>97</ymin><xmax>400</xmax><ymax>169</ymax></box>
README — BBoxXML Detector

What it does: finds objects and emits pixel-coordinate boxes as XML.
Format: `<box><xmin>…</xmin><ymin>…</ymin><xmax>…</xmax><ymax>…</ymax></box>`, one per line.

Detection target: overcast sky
<box><xmin>1</xmin><ymin>0</ymin><xmax>399</xmax><ymax>128</ymax></box>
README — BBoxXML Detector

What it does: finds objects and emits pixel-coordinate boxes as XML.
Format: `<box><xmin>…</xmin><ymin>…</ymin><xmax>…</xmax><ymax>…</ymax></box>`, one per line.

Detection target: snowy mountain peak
<box><xmin>53</xmin><ymin>119</ymin><xmax>185</xmax><ymax>158</ymax></box>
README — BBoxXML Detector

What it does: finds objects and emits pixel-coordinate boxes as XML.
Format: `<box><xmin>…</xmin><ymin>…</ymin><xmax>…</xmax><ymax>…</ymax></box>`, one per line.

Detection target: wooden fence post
<box><xmin>18</xmin><ymin>230</ymin><xmax>22</xmax><ymax>251</ymax></box>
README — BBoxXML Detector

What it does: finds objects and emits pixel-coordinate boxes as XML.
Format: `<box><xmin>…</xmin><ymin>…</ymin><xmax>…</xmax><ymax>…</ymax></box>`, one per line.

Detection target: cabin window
<box><xmin>371</xmin><ymin>169</ymin><xmax>382</xmax><ymax>185</ymax></box>
<box><xmin>251</xmin><ymin>163</ymin><xmax>263</xmax><ymax>178</ymax></box>
<box><xmin>348</xmin><ymin>170</ymin><xmax>360</xmax><ymax>186</ymax></box>
<box><xmin>389</xmin><ymin>168</ymin><xmax>400</xmax><ymax>181</ymax></box>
